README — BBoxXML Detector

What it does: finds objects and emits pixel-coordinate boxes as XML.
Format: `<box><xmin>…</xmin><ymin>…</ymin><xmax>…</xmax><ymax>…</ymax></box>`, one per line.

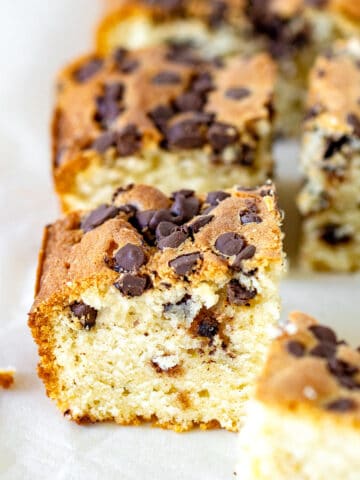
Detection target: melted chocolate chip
<box><xmin>231</xmin><ymin>245</ymin><xmax>256</xmax><ymax>271</ymax></box>
<box><xmin>173</xmin><ymin>92</ymin><xmax>204</xmax><ymax>112</ymax></box>
<box><xmin>169</xmin><ymin>252</ymin><xmax>201</xmax><ymax>276</ymax></box>
<box><xmin>171</xmin><ymin>191</ymin><xmax>200</xmax><ymax>223</ymax></box>
<box><xmin>152</xmin><ymin>71</ymin><xmax>182</xmax><ymax>85</ymax></box>
<box><xmin>309</xmin><ymin>325</ymin><xmax>337</xmax><ymax>344</ymax></box>
<box><xmin>189</xmin><ymin>215</ymin><xmax>214</xmax><ymax>234</ymax></box>
<box><xmin>225</xmin><ymin>87</ymin><xmax>251</xmax><ymax>100</ymax></box>
<box><xmin>325</xmin><ymin>398</ymin><xmax>357</xmax><ymax>412</ymax></box>
<box><xmin>206</xmin><ymin>191</ymin><xmax>230</xmax><ymax>205</ymax></box>
<box><xmin>148</xmin><ymin>104</ymin><xmax>175</xmax><ymax>132</ymax></box>
<box><xmin>207</xmin><ymin>122</ymin><xmax>239</xmax><ymax>152</ymax></box>
<box><xmin>114</xmin><ymin>244</ymin><xmax>146</xmax><ymax>272</ymax></box>
<box><xmin>346</xmin><ymin>113</ymin><xmax>360</xmax><ymax>137</ymax></box>
<box><xmin>287</xmin><ymin>340</ymin><xmax>306</xmax><ymax>357</ymax></box>
<box><xmin>215</xmin><ymin>232</ymin><xmax>245</xmax><ymax>256</ymax></box>
<box><xmin>94</xmin><ymin>95</ymin><xmax>122</xmax><ymax>128</ymax></box>
<box><xmin>239</xmin><ymin>209</ymin><xmax>262</xmax><ymax>224</ymax></box>
<box><xmin>197</xmin><ymin>313</ymin><xmax>219</xmax><ymax>338</ymax></box>
<box><xmin>166</xmin><ymin>42</ymin><xmax>201</xmax><ymax>66</ymax></box>
<box><xmin>309</xmin><ymin>342</ymin><xmax>336</xmax><ymax>359</ymax></box>
<box><xmin>227</xmin><ymin>279</ymin><xmax>257</xmax><ymax>306</ymax></box>
<box><xmin>116</xmin><ymin>124</ymin><xmax>142</xmax><ymax>156</ymax></box>
<box><xmin>166</xmin><ymin>118</ymin><xmax>208</xmax><ymax>150</ymax></box>
<box><xmin>323</xmin><ymin>135</ymin><xmax>348</xmax><ymax>159</ymax></box>
<box><xmin>157</xmin><ymin>229</ymin><xmax>188</xmax><ymax>250</ymax></box>
<box><xmin>70</xmin><ymin>302</ymin><xmax>97</xmax><ymax>329</ymax></box>
<box><xmin>320</xmin><ymin>224</ymin><xmax>352</xmax><ymax>246</ymax></box>
<box><xmin>113</xmin><ymin>48</ymin><xmax>139</xmax><ymax>73</ymax></box>
<box><xmin>191</xmin><ymin>72</ymin><xmax>214</xmax><ymax>94</ymax></box>
<box><xmin>114</xmin><ymin>274</ymin><xmax>149</xmax><ymax>297</ymax></box>
<box><xmin>73</xmin><ymin>58</ymin><xmax>103</xmax><ymax>83</ymax></box>
<box><xmin>81</xmin><ymin>204</ymin><xmax>119</xmax><ymax>232</ymax></box>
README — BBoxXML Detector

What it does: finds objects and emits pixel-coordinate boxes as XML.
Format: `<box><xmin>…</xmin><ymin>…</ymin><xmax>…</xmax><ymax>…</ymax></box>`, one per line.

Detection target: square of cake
<box><xmin>53</xmin><ymin>44</ymin><xmax>276</xmax><ymax>212</ymax></box>
<box><xmin>298</xmin><ymin>39</ymin><xmax>360</xmax><ymax>271</ymax></box>
<box><xmin>29</xmin><ymin>183</ymin><xmax>284</xmax><ymax>432</ymax></box>
<box><xmin>238</xmin><ymin>311</ymin><xmax>360</xmax><ymax>479</ymax></box>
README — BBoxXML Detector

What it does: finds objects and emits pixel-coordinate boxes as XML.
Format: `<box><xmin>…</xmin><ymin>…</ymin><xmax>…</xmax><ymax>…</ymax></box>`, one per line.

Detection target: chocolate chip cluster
<box><xmin>286</xmin><ymin>324</ymin><xmax>360</xmax><ymax>413</ymax></box>
<box><xmin>76</xmin><ymin>186</ymin><xmax>260</xmax><ymax>306</ymax></box>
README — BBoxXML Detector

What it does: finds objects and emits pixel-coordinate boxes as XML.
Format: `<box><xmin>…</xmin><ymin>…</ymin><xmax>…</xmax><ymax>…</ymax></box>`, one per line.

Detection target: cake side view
<box><xmin>298</xmin><ymin>39</ymin><xmax>360</xmax><ymax>271</ymax></box>
<box><xmin>53</xmin><ymin>44</ymin><xmax>276</xmax><ymax>212</ymax></box>
<box><xmin>238</xmin><ymin>311</ymin><xmax>360</xmax><ymax>480</ymax></box>
<box><xmin>29</xmin><ymin>183</ymin><xmax>284</xmax><ymax>432</ymax></box>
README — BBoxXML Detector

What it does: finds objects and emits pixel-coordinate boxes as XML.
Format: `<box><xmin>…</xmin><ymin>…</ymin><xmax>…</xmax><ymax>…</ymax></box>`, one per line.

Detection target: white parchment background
<box><xmin>0</xmin><ymin>2</ymin><xmax>359</xmax><ymax>479</ymax></box>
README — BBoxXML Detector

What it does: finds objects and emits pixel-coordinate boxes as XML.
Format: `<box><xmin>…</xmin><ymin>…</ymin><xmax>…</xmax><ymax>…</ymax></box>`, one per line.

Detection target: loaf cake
<box><xmin>298</xmin><ymin>39</ymin><xmax>360</xmax><ymax>271</ymax></box>
<box><xmin>53</xmin><ymin>44</ymin><xmax>276</xmax><ymax>212</ymax></box>
<box><xmin>0</xmin><ymin>369</ymin><xmax>15</xmax><ymax>389</ymax></box>
<box><xmin>96</xmin><ymin>0</ymin><xmax>360</xmax><ymax>135</ymax></box>
<box><xmin>29</xmin><ymin>182</ymin><xmax>284</xmax><ymax>432</ymax></box>
<box><xmin>238</xmin><ymin>311</ymin><xmax>360</xmax><ymax>479</ymax></box>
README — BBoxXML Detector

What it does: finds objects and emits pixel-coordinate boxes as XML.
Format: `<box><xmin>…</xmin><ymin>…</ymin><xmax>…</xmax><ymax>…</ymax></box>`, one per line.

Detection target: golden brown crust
<box><xmin>256</xmin><ymin>312</ymin><xmax>360</xmax><ymax>427</ymax></box>
<box><xmin>31</xmin><ymin>183</ymin><xmax>282</xmax><ymax>313</ymax></box>
<box><xmin>306</xmin><ymin>39</ymin><xmax>360</xmax><ymax>134</ymax></box>
<box><xmin>0</xmin><ymin>370</ymin><xmax>15</xmax><ymax>389</ymax></box>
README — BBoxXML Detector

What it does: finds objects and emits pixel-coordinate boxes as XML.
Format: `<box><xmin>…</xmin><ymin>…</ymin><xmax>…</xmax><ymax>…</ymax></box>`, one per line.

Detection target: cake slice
<box><xmin>298</xmin><ymin>39</ymin><xmax>360</xmax><ymax>271</ymax></box>
<box><xmin>0</xmin><ymin>369</ymin><xmax>15</xmax><ymax>389</ymax></box>
<box><xmin>29</xmin><ymin>183</ymin><xmax>284</xmax><ymax>432</ymax></box>
<box><xmin>238</xmin><ymin>311</ymin><xmax>360</xmax><ymax>479</ymax></box>
<box><xmin>53</xmin><ymin>44</ymin><xmax>276</xmax><ymax>212</ymax></box>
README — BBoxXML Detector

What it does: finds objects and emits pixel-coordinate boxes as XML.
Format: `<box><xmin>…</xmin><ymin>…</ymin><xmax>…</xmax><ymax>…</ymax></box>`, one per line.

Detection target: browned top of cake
<box><xmin>256</xmin><ymin>312</ymin><xmax>360</xmax><ymax>425</ymax></box>
<box><xmin>53</xmin><ymin>44</ymin><xmax>276</xmax><ymax>171</ymax></box>
<box><xmin>31</xmin><ymin>183</ymin><xmax>283</xmax><ymax>312</ymax></box>
<box><xmin>305</xmin><ymin>39</ymin><xmax>360</xmax><ymax>136</ymax></box>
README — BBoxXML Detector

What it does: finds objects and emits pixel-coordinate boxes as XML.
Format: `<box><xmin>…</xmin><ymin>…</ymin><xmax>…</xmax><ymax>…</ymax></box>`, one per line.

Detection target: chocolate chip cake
<box><xmin>29</xmin><ymin>183</ymin><xmax>284</xmax><ymax>431</ymax></box>
<box><xmin>238</xmin><ymin>311</ymin><xmax>360</xmax><ymax>479</ymax></box>
<box><xmin>96</xmin><ymin>0</ymin><xmax>360</xmax><ymax>135</ymax></box>
<box><xmin>298</xmin><ymin>39</ymin><xmax>360</xmax><ymax>271</ymax></box>
<box><xmin>53</xmin><ymin>44</ymin><xmax>276</xmax><ymax>212</ymax></box>
<box><xmin>0</xmin><ymin>370</ymin><xmax>15</xmax><ymax>389</ymax></box>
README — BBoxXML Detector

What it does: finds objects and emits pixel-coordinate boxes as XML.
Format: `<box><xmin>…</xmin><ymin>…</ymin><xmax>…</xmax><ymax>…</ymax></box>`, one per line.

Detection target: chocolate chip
<box><xmin>328</xmin><ymin>358</ymin><xmax>358</xmax><ymax>377</ymax></box>
<box><xmin>73</xmin><ymin>58</ymin><xmax>103</xmax><ymax>83</ymax></box>
<box><xmin>323</xmin><ymin>135</ymin><xmax>348</xmax><ymax>159</ymax></box>
<box><xmin>215</xmin><ymin>232</ymin><xmax>245</xmax><ymax>256</ymax></box>
<box><xmin>166</xmin><ymin>118</ymin><xmax>208</xmax><ymax>149</ymax></box>
<box><xmin>166</xmin><ymin>42</ymin><xmax>201</xmax><ymax>66</ymax></box>
<box><xmin>337</xmin><ymin>376</ymin><xmax>360</xmax><ymax>390</ymax></box>
<box><xmin>94</xmin><ymin>94</ymin><xmax>123</xmax><ymax>128</ymax></box>
<box><xmin>191</xmin><ymin>72</ymin><xmax>214</xmax><ymax>94</ymax></box>
<box><xmin>81</xmin><ymin>204</ymin><xmax>119</xmax><ymax>232</ymax></box>
<box><xmin>114</xmin><ymin>274</ymin><xmax>149</xmax><ymax>297</ymax></box>
<box><xmin>173</xmin><ymin>92</ymin><xmax>204</xmax><ymax>112</ymax></box>
<box><xmin>206</xmin><ymin>191</ymin><xmax>230</xmax><ymax>206</ymax></box>
<box><xmin>227</xmin><ymin>279</ymin><xmax>257</xmax><ymax>306</ymax></box>
<box><xmin>113</xmin><ymin>48</ymin><xmax>139</xmax><ymax>73</ymax></box>
<box><xmin>92</xmin><ymin>131</ymin><xmax>117</xmax><ymax>153</ymax></box>
<box><xmin>155</xmin><ymin>221</ymin><xmax>179</xmax><ymax>240</ymax></box>
<box><xmin>157</xmin><ymin>229</ymin><xmax>188</xmax><ymax>250</ymax></box>
<box><xmin>309</xmin><ymin>325</ymin><xmax>337</xmax><ymax>344</ymax></box>
<box><xmin>169</xmin><ymin>252</ymin><xmax>201</xmax><ymax>276</ymax></box>
<box><xmin>151</xmin><ymin>71</ymin><xmax>182</xmax><ymax>85</ymax></box>
<box><xmin>197</xmin><ymin>315</ymin><xmax>219</xmax><ymax>338</ymax></box>
<box><xmin>231</xmin><ymin>245</ymin><xmax>257</xmax><ymax>270</ymax></box>
<box><xmin>135</xmin><ymin>209</ymin><xmax>174</xmax><ymax>234</ymax></box>
<box><xmin>70</xmin><ymin>302</ymin><xmax>97</xmax><ymax>329</ymax></box>
<box><xmin>114</xmin><ymin>244</ymin><xmax>146</xmax><ymax>272</ymax></box>
<box><xmin>188</xmin><ymin>215</ymin><xmax>214</xmax><ymax>234</ymax></box>
<box><xmin>207</xmin><ymin>122</ymin><xmax>239</xmax><ymax>152</ymax></box>
<box><xmin>148</xmin><ymin>104</ymin><xmax>174</xmax><ymax>132</ymax></box>
<box><xmin>286</xmin><ymin>340</ymin><xmax>306</xmax><ymax>357</ymax></box>
<box><xmin>346</xmin><ymin>113</ymin><xmax>360</xmax><ymax>137</ymax></box>
<box><xmin>240</xmin><ymin>210</ymin><xmax>262</xmax><ymax>224</ymax></box>
<box><xmin>208</xmin><ymin>0</ymin><xmax>228</xmax><ymax>28</ymax></box>
<box><xmin>325</xmin><ymin>398</ymin><xmax>357</xmax><ymax>412</ymax></box>
<box><xmin>309</xmin><ymin>342</ymin><xmax>336</xmax><ymax>359</ymax></box>
<box><xmin>116</xmin><ymin>124</ymin><xmax>142</xmax><ymax>157</ymax></box>
<box><xmin>225</xmin><ymin>87</ymin><xmax>251</xmax><ymax>100</ymax></box>
<box><xmin>171</xmin><ymin>191</ymin><xmax>200</xmax><ymax>223</ymax></box>
<box><xmin>320</xmin><ymin>224</ymin><xmax>352</xmax><ymax>246</ymax></box>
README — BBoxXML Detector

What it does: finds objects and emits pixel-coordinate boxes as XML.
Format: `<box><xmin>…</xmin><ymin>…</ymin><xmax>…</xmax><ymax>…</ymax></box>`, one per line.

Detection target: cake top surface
<box><xmin>256</xmin><ymin>311</ymin><xmax>360</xmax><ymax>424</ymax></box>
<box><xmin>54</xmin><ymin>44</ymin><xmax>276</xmax><ymax>170</ymax></box>
<box><xmin>306</xmin><ymin>39</ymin><xmax>360</xmax><ymax>135</ymax></box>
<box><xmin>32</xmin><ymin>183</ymin><xmax>282</xmax><ymax>311</ymax></box>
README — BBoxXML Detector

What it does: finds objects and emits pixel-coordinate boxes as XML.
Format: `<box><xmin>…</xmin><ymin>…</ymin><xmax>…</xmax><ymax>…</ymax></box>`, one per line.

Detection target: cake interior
<box><xmin>43</xmin><ymin>265</ymin><xmax>281</xmax><ymax>431</ymax></box>
<box><xmin>238</xmin><ymin>401</ymin><xmax>360</xmax><ymax>480</ymax></box>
